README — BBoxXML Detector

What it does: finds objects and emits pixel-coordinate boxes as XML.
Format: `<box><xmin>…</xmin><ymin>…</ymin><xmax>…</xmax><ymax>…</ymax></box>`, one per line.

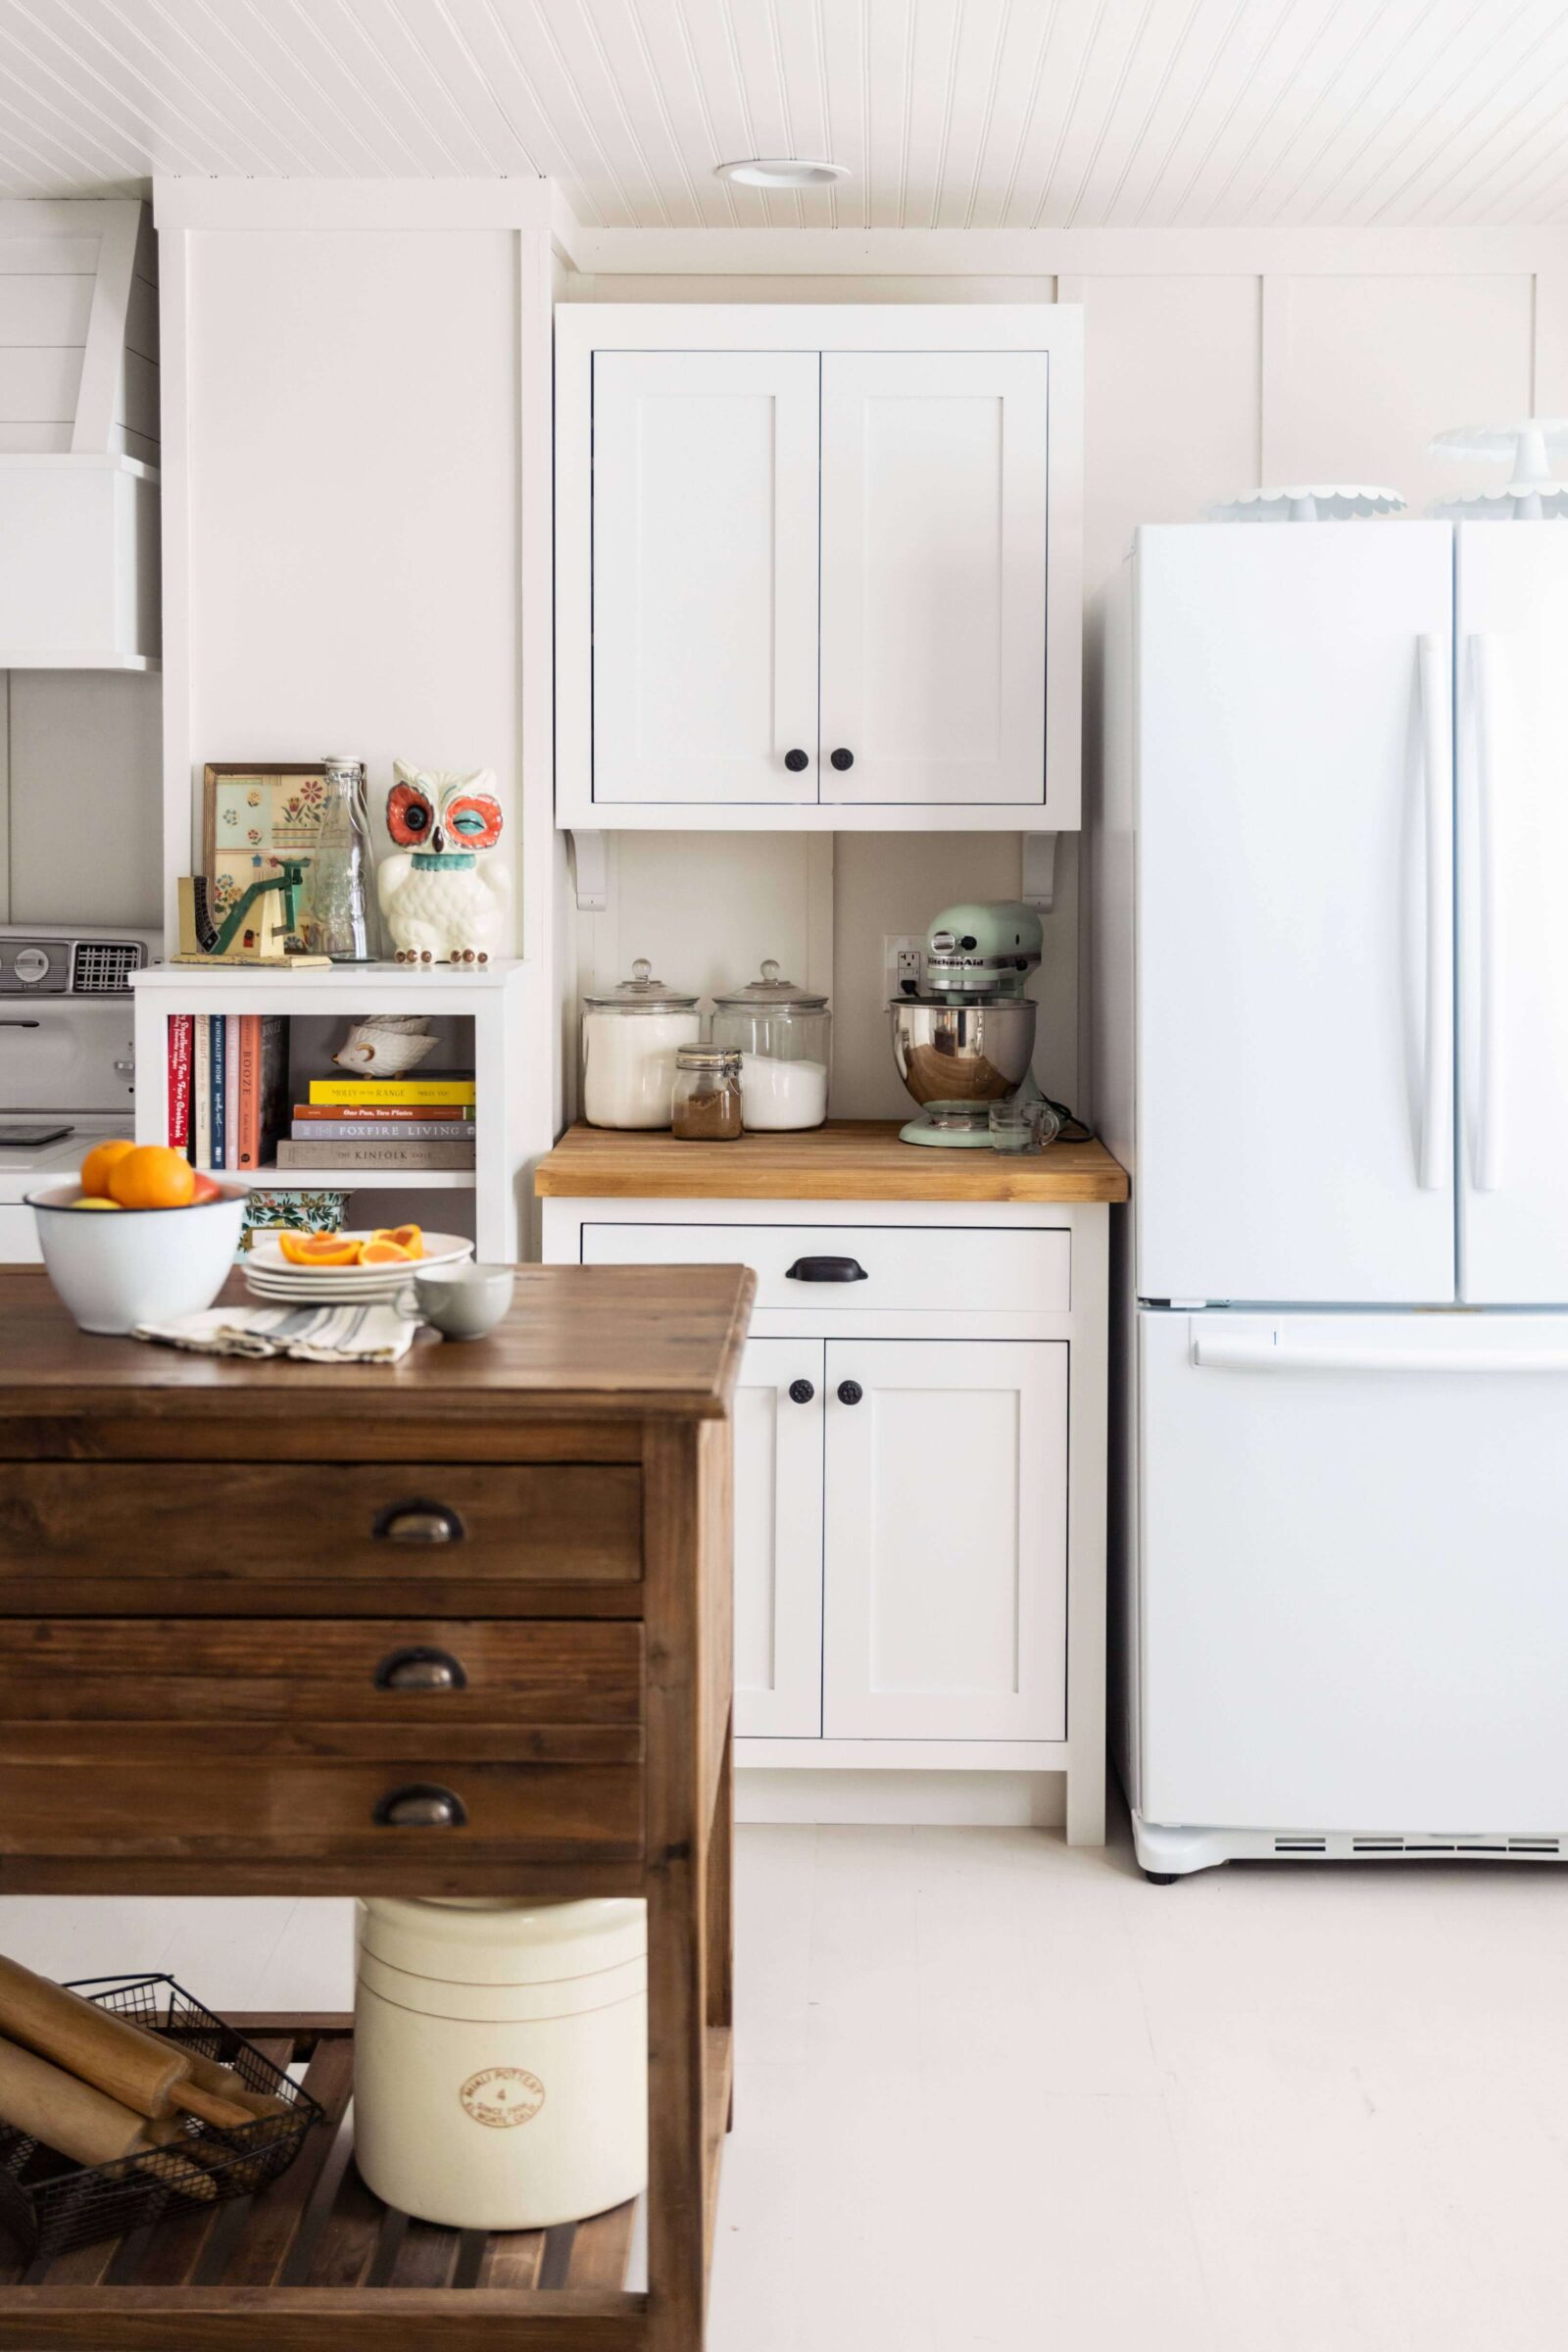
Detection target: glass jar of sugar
<box><xmin>581</xmin><ymin>960</ymin><xmax>702</xmax><ymax>1130</ymax></box>
<box><xmin>710</xmin><ymin>960</ymin><xmax>831</xmax><ymax>1132</ymax></box>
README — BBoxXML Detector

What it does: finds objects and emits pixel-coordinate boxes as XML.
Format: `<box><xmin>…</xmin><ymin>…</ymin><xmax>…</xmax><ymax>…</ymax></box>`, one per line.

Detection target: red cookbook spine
<box><xmin>168</xmin><ymin>1014</ymin><xmax>194</xmax><ymax>1153</ymax></box>
<box><xmin>236</xmin><ymin>1014</ymin><xmax>262</xmax><ymax>1167</ymax></box>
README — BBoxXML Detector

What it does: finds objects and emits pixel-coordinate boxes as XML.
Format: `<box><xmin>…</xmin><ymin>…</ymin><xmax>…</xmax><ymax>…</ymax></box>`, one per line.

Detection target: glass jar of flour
<box><xmin>710</xmin><ymin>959</ymin><xmax>831</xmax><ymax>1131</ymax></box>
<box><xmin>581</xmin><ymin>960</ymin><xmax>702</xmax><ymax>1129</ymax></box>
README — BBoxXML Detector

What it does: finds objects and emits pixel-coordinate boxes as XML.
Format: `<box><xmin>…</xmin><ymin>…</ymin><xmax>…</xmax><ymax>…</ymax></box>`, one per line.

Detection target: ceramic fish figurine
<box><xmin>332</xmin><ymin>1016</ymin><xmax>439</xmax><ymax>1077</ymax></box>
<box><xmin>378</xmin><ymin>764</ymin><xmax>510</xmax><ymax>965</ymax></box>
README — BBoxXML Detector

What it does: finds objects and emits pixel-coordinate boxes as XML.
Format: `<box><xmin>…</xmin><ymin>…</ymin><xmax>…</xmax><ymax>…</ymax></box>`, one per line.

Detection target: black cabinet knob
<box><xmin>788</xmin><ymin>1378</ymin><xmax>815</xmax><ymax>1405</ymax></box>
<box><xmin>784</xmin><ymin>748</ymin><xmax>809</xmax><ymax>773</ymax></box>
<box><xmin>837</xmin><ymin>1379</ymin><xmax>863</xmax><ymax>1406</ymax></box>
<box><xmin>830</xmin><ymin>749</ymin><xmax>855</xmax><ymax>771</ymax></box>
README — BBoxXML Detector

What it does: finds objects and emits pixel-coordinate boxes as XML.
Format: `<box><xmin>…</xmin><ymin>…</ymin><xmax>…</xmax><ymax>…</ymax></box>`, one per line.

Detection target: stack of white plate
<box><xmin>244</xmin><ymin>1231</ymin><xmax>474</xmax><ymax>1306</ymax></box>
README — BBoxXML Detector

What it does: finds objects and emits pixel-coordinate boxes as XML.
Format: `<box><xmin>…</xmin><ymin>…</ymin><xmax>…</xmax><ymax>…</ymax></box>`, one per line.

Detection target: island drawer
<box><xmin>0</xmin><ymin>1462</ymin><xmax>641</xmax><ymax>1604</ymax></box>
<box><xmin>0</xmin><ymin>1618</ymin><xmax>644</xmax><ymax>1729</ymax></box>
<box><xmin>0</xmin><ymin>1741</ymin><xmax>644</xmax><ymax>1866</ymax></box>
<box><xmin>580</xmin><ymin>1219</ymin><xmax>1071</xmax><ymax>1314</ymax></box>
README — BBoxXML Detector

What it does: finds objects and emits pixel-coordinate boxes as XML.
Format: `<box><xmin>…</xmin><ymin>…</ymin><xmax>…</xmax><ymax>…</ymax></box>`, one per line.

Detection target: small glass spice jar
<box><xmin>671</xmin><ymin>1046</ymin><xmax>744</xmax><ymax>1142</ymax></box>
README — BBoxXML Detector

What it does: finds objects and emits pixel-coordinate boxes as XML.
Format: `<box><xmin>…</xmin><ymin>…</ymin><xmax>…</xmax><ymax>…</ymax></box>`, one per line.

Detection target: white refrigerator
<box><xmin>1093</xmin><ymin>519</ymin><xmax>1568</xmax><ymax>1878</ymax></box>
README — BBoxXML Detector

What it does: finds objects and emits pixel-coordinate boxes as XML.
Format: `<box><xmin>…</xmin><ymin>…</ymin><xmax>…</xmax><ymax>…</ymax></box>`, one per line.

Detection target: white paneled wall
<box><xmin>0</xmin><ymin>206</ymin><xmax>158</xmax><ymax>462</ymax></box>
<box><xmin>569</xmin><ymin>248</ymin><xmax>1561</xmax><ymax>1118</ymax></box>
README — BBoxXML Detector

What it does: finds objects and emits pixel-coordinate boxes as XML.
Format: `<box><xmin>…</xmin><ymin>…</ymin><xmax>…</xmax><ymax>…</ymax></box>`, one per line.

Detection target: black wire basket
<box><xmin>0</xmin><ymin>1974</ymin><xmax>323</xmax><ymax>2263</ymax></box>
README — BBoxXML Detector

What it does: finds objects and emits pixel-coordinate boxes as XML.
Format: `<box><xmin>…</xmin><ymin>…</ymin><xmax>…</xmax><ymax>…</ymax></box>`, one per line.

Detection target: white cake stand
<box><xmin>1427</xmin><ymin>419</ymin><xmax>1568</xmax><ymax>518</ymax></box>
<box><xmin>1206</xmin><ymin>485</ymin><xmax>1406</xmax><ymax>522</ymax></box>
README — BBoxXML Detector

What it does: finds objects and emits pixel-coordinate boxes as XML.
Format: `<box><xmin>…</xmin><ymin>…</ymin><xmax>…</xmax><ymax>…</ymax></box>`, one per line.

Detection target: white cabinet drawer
<box><xmin>579</xmin><ymin>1221</ymin><xmax>1069</xmax><ymax>1314</ymax></box>
<box><xmin>0</xmin><ymin>1207</ymin><xmax>43</xmax><ymax>1265</ymax></box>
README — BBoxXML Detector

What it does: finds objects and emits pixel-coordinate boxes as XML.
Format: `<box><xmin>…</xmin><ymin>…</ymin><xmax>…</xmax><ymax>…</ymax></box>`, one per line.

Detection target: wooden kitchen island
<box><xmin>0</xmin><ymin>1263</ymin><xmax>753</xmax><ymax>2350</ymax></box>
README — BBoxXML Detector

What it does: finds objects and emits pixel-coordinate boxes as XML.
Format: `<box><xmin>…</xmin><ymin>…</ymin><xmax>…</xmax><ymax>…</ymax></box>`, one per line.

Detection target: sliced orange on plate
<box><xmin>360</xmin><ymin>1239</ymin><xmax>416</xmax><ymax>1264</ymax></box>
<box><xmin>372</xmin><ymin>1224</ymin><xmax>424</xmax><ymax>1258</ymax></box>
<box><xmin>277</xmin><ymin>1232</ymin><xmax>366</xmax><ymax>1268</ymax></box>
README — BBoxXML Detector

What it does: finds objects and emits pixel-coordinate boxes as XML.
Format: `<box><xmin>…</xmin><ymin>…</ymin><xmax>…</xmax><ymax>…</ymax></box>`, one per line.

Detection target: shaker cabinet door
<box><xmin>732</xmin><ymin>1339</ymin><xmax>825</xmax><ymax>1739</ymax></box>
<box><xmin>818</xmin><ymin>352</ymin><xmax>1050</xmax><ymax>808</ymax></box>
<box><xmin>591</xmin><ymin>350</ymin><xmax>820</xmax><ymax>808</ymax></box>
<box><xmin>821</xmin><ymin>1341</ymin><xmax>1067</xmax><ymax>1740</ymax></box>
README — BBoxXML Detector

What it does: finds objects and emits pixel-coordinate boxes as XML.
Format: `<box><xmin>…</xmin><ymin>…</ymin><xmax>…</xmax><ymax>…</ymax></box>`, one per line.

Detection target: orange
<box><xmin>360</xmin><ymin>1239</ymin><xmax>415</xmax><ymax>1264</ymax></box>
<box><xmin>80</xmin><ymin>1138</ymin><xmax>135</xmax><ymax>1199</ymax></box>
<box><xmin>278</xmin><ymin>1232</ymin><xmax>364</xmax><ymax>1268</ymax></box>
<box><xmin>106</xmin><ymin>1145</ymin><xmax>197</xmax><ymax>1211</ymax></box>
<box><xmin>372</xmin><ymin>1224</ymin><xmax>424</xmax><ymax>1258</ymax></box>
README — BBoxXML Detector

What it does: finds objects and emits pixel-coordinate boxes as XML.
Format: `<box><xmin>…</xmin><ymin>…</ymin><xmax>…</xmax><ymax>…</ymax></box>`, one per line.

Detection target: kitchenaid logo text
<box><xmin>460</xmin><ymin>2068</ymin><xmax>546</xmax><ymax>2129</ymax></box>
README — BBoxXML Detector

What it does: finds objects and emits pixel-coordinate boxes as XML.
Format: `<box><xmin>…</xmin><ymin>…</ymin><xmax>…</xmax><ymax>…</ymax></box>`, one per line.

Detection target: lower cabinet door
<box><xmin>733</xmin><ymin>1338</ymin><xmax>825</xmax><ymax>1738</ymax></box>
<box><xmin>822</xmin><ymin>1340</ymin><xmax>1067</xmax><ymax>1740</ymax></box>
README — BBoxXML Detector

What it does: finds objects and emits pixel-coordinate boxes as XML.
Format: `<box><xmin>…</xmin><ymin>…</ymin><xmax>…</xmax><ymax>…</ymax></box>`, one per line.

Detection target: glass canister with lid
<box><xmin>710</xmin><ymin>959</ymin><xmax>831</xmax><ymax>1131</ymax></box>
<box><xmin>581</xmin><ymin>959</ymin><xmax>702</xmax><ymax>1129</ymax></box>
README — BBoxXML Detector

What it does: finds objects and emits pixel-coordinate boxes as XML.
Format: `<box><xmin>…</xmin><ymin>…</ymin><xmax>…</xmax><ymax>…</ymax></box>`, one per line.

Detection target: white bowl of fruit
<box><xmin>28</xmin><ymin>1142</ymin><xmax>248</xmax><ymax>1336</ymax></box>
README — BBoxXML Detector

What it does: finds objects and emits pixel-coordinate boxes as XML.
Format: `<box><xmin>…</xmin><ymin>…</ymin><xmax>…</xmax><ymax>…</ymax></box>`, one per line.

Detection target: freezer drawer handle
<box><xmin>1192</xmin><ymin>1331</ymin><xmax>1568</xmax><ymax>1375</ymax></box>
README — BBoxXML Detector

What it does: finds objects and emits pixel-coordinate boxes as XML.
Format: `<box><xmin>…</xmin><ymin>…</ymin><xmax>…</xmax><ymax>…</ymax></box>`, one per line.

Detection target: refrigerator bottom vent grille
<box><xmin>1268</xmin><ymin>1835</ymin><xmax>1564</xmax><ymax>1859</ymax></box>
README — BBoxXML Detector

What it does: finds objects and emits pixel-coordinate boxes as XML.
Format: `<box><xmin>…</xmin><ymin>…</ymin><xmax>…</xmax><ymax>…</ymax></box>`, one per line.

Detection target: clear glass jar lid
<box><xmin>676</xmin><ymin>1045</ymin><xmax>742</xmax><ymax>1071</ymax></box>
<box><xmin>710</xmin><ymin>957</ymin><xmax>828</xmax><ymax>1013</ymax></box>
<box><xmin>583</xmin><ymin>956</ymin><xmax>701</xmax><ymax>1013</ymax></box>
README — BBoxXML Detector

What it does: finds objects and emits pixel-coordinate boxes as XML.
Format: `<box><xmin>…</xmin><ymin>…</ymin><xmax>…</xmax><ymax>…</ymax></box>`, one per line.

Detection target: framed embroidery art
<box><xmin>201</xmin><ymin>763</ymin><xmax>333</xmax><ymax>930</ymax></box>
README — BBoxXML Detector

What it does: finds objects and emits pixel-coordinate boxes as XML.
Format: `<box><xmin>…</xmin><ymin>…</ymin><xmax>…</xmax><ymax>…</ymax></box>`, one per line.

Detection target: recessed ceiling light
<box><xmin>715</xmin><ymin>158</ymin><xmax>849</xmax><ymax>189</ymax></box>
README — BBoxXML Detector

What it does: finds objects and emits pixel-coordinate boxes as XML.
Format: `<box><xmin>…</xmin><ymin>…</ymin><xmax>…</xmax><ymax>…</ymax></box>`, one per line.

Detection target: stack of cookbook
<box><xmin>274</xmin><ymin>1069</ymin><xmax>477</xmax><ymax>1173</ymax></box>
<box><xmin>168</xmin><ymin>1013</ymin><xmax>289</xmax><ymax>1172</ymax></box>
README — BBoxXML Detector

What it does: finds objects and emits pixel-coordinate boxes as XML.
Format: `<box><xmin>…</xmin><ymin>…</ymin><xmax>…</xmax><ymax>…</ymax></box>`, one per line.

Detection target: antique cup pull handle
<box><xmin>374</xmin><ymin>1784</ymin><xmax>467</xmax><ymax>1829</ymax></box>
<box><xmin>373</xmin><ymin>1499</ymin><xmax>465</xmax><ymax>1544</ymax></box>
<box><xmin>374</xmin><ymin>1646</ymin><xmax>467</xmax><ymax>1693</ymax></box>
<box><xmin>785</xmin><ymin>1256</ymin><xmax>868</xmax><ymax>1284</ymax></box>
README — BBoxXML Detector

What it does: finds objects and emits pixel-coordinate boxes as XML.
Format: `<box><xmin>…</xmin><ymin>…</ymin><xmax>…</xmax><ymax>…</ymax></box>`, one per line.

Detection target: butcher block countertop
<box><xmin>0</xmin><ymin>1262</ymin><xmax>755</xmax><ymax>1421</ymax></box>
<box><xmin>536</xmin><ymin>1119</ymin><xmax>1130</xmax><ymax>1204</ymax></box>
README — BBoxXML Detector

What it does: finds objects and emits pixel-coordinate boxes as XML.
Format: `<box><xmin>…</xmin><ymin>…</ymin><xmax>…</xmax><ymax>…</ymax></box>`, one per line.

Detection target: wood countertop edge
<box><xmin>534</xmin><ymin>1121</ymin><xmax>1130</xmax><ymax>1204</ymax></box>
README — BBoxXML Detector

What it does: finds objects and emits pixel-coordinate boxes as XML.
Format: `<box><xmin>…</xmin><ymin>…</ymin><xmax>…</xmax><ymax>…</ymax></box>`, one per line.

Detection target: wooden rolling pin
<box><xmin>0</xmin><ymin>1957</ymin><xmax>251</xmax><ymax>2131</ymax></box>
<box><xmin>0</xmin><ymin>2037</ymin><xmax>214</xmax><ymax>2198</ymax></box>
<box><xmin>46</xmin><ymin>1988</ymin><xmax>290</xmax><ymax>2124</ymax></box>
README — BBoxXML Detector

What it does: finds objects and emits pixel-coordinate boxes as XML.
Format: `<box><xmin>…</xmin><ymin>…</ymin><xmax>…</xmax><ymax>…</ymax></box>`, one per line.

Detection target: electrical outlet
<box><xmin>884</xmin><ymin>935</ymin><xmax>924</xmax><ymax>1002</ymax></box>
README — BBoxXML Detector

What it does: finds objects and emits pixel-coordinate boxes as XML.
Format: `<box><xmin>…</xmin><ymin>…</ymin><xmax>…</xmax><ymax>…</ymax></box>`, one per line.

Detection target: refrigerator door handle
<box><xmin>1468</xmin><ymin>631</ymin><xmax>1503</xmax><ymax>1194</ymax></box>
<box><xmin>1416</xmin><ymin>633</ymin><xmax>1451</xmax><ymax>1191</ymax></box>
<box><xmin>1191</xmin><ymin>1330</ymin><xmax>1568</xmax><ymax>1375</ymax></box>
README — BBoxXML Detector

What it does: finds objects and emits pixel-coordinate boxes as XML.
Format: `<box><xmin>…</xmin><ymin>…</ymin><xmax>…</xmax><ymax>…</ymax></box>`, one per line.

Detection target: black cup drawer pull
<box><xmin>372</xmin><ymin>1499</ymin><xmax>465</xmax><ymax>1545</ymax></box>
<box><xmin>374</xmin><ymin>1646</ymin><xmax>468</xmax><ymax>1693</ymax></box>
<box><xmin>375</xmin><ymin>1784</ymin><xmax>467</xmax><ymax>1829</ymax></box>
<box><xmin>785</xmin><ymin>1256</ymin><xmax>868</xmax><ymax>1284</ymax></box>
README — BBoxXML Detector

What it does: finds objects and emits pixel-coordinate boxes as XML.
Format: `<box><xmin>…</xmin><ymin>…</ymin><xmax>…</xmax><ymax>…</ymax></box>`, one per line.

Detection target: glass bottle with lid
<box><xmin>581</xmin><ymin>959</ymin><xmax>702</xmax><ymax>1130</ymax></box>
<box><xmin>709</xmin><ymin>959</ymin><xmax>831</xmax><ymax>1132</ymax></box>
<box><xmin>671</xmin><ymin>1046</ymin><xmax>744</xmax><ymax>1142</ymax></box>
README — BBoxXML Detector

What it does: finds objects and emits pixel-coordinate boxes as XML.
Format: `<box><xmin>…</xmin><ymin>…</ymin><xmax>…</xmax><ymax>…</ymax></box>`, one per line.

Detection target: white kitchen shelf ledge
<box><xmin>220</xmin><ymin>1164</ymin><xmax>475</xmax><ymax>1193</ymax></box>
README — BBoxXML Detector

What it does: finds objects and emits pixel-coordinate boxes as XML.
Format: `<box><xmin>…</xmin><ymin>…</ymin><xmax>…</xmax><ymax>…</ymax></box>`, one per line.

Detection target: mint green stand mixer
<box><xmin>889</xmin><ymin>901</ymin><xmax>1045</xmax><ymax>1147</ymax></box>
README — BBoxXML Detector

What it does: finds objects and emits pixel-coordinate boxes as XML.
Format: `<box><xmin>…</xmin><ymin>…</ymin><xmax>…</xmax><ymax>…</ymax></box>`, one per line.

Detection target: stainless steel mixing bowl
<box><xmin>890</xmin><ymin>997</ymin><xmax>1038</xmax><ymax>1109</ymax></box>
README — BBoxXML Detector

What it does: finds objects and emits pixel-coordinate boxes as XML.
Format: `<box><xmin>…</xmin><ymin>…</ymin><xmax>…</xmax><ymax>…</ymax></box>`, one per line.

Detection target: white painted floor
<box><xmin>4</xmin><ymin>1798</ymin><xmax>1567</xmax><ymax>2348</ymax></box>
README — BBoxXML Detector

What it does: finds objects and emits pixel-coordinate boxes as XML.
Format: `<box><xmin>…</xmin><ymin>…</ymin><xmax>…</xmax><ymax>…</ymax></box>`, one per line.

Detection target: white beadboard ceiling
<box><xmin>5</xmin><ymin>0</ymin><xmax>1568</xmax><ymax>229</ymax></box>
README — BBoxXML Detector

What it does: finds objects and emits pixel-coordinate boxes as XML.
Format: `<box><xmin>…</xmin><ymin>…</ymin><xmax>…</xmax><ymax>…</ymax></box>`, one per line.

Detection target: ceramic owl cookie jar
<box><xmin>378</xmin><ymin>763</ymin><xmax>511</xmax><ymax>964</ymax></box>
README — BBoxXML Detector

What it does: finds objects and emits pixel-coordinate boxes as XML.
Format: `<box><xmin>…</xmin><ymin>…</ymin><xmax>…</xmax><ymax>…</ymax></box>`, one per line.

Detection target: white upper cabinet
<box><xmin>818</xmin><ymin>353</ymin><xmax>1049</xmax><ymax>808</ymax></box>
<box><xmin>590</xmin><ymin>352</ymin><xmax>819</xmax><ymax>808</ymax></box>
<box><xmin>556</xmin><ymin>306</ymin><xmax>1082</xmax><ymax>832</ymax></box>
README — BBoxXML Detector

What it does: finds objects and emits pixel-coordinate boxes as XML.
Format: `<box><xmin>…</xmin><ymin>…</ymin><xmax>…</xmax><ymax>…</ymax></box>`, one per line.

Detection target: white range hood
<box><xmin>0</xmin><ymin>200</ymin><xmax>160</xmax><ymax>673</ymax></box>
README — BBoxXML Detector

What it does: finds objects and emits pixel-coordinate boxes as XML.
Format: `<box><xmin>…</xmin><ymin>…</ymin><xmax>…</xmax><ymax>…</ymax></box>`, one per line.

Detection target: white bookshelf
<box><xmin>131</xmin><ymin>960</ymin><xmax>531</xmax><ymax>1261</ymax></box>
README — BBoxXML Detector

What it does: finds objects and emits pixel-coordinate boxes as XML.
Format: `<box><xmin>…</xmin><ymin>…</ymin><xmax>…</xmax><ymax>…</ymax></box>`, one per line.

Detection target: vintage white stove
<box><xmin>0</xmin><ymin>925</ymin><xmax>160</xmax><ymax>1260</ymax></box>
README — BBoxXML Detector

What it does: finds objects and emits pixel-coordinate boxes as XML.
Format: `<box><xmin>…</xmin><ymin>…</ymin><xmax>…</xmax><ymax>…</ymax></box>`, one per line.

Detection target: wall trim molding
<box><xmin>152</xmin><ymin>177</ymin><xmax>565</xmax><ymax>234</ymax></box>
<box><xmin>562</xmin><ymin>223</ymin><xmax>1568</xmax><ymax>277</ymax></box>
